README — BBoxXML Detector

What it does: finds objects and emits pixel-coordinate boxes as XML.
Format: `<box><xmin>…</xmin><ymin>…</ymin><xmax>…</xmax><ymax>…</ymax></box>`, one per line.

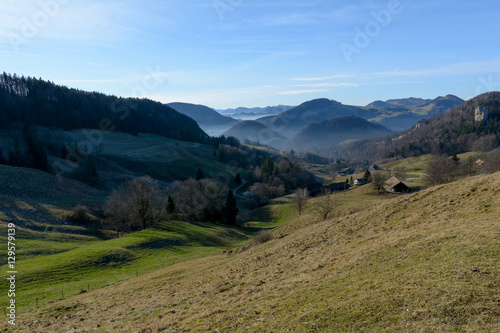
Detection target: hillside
<box><xmin>168</xmin><ymin>102</ymin><xmax>239</xmax><ymax>136</ymax></box>
<box><xmin>0</xmin><ymin>164</ymin><xmax>105</xmax><ymax>206</ymax></box>
<box><xmin>325</xmin><ymin>92</ymin><xmax>500</xmax><ymax>160</ymax></box>
<box><xmin>265</xmin><ymin>98</ymin><xmax>374</xmax><ymax>138</ymax></box>
<box><xmin>7</xmin><ymin>172</ymin><xmax>500</xmax><ymax>332</ymax></box>
<box><xmin>283</xmin><ymin>115</ymin><xmax>393</xmax><ymax>151</ymax></box>
<box><xmin>0</xmin><ymin>74</ymin><xmax>207</xmax><ymax>143</ymax></box>
<box><xmin>372</xmin><ymin>95</ymin><xmax>465</xmax><ymax>131</ymax></box>
<box><xmin>222</xmin><ymin>120</ymin><xmax>286</xmax><ymax>146</ymax></box>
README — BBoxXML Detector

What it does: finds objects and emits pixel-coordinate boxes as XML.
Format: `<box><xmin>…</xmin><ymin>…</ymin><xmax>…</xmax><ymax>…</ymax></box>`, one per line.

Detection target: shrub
<box><xmin>253</xmin><ymin>230</ymin><xmax>273</xmax><ymax>245</ymax></box>
<box><xmin>71</xmin><ymin>205</ymin><xmax>90</xmax><ymax>226</ymax></box>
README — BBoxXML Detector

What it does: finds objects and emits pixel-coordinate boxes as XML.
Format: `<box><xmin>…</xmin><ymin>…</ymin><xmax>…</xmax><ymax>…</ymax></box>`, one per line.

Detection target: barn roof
<box><xmin>385</xmin><ymin>176</ymin><xmax>407</xmax><ymax>188</ymax></box>
<box><xmin>301</xmin><ymin>182</ymin><xmax>323</xmax><ymax>192</ymax></box>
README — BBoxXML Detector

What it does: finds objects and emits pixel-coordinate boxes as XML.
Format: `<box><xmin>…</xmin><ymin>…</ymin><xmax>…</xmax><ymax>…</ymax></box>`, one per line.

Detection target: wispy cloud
<box><xmin>276</xmin><ymin>89</ymin><xmax>329</xmax><ymax>95</ymax></box>
<box><xmin>291</xmin><ymin>74</ymin><xmax>355</xmax><ymax>81</ymax></box>
<box><xmin>294</xmin><ymin>82</ymin><xmax>359</xmax><ymax>88</ymax></box>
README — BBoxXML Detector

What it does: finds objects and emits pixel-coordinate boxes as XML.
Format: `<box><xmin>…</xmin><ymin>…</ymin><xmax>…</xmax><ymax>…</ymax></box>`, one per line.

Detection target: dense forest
<box><xmin>0</xmin><ymin>73</ymin><xmax>207</xmax><ymax>143</ymax></box>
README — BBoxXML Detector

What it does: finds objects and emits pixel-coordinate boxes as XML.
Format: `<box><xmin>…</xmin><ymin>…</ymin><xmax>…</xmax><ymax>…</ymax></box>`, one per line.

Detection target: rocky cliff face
<box><xmin>475</xmin><ymin>106</ymin><xmax>489</xmax><ymax>123</ymax></box>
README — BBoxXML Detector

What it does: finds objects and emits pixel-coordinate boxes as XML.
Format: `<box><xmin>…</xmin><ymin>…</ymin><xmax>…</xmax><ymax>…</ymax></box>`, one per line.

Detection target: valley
<box><xmin>0</xmin><ymin>74</ymin><xmax>499</xmax><ymax>332</ymax></box>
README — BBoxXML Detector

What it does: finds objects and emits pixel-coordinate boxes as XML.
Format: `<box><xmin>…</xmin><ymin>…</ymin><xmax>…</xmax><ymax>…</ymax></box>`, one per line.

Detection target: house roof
<box><xmin>301</xmin><ymin>182</ymin><xmax>323</xmax><ymax>192</ymax></box>
<box><xmin>385</xmin><ymin>176</ymin><xmax>405</xmax><ymax>189</ymax></box>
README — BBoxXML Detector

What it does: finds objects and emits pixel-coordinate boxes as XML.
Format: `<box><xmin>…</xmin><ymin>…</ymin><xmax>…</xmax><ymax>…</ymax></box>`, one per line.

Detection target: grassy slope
<box><xmin>0</xmin><ymin>220</ymin><xmax>253</xmax><ymax>312</ymax></box>
<box><xmin>67</xmin><ymin>131</ymin><xmax>234</xmax><ymax>183</ymax></box>
<box><xmin>6</xmin><ymin>172</ymin><xmax>499</xmax><ymax>332</ymax></box>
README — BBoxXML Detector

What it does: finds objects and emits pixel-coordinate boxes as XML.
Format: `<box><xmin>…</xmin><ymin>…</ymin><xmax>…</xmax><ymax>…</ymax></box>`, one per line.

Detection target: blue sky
<box><xmin>1</xmin><ymin>0</ymin><xmax>500</xmax><ymax>109</ymax></box>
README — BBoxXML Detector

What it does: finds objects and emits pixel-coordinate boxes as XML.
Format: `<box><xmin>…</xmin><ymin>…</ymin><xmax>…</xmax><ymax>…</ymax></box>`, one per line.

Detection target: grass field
<box><xmin>0</xmin><ymin>218</ymin><xmax>267</xmax><ymax>312</ymax></box>
<box><xmin>4</xmin><ymin>171</ymin><xmax>498</xmax><ymax>332</ymax></box>
<box><xmin>66</xmin><ymin>131</ymin><xmax>237</xmax><ymax>184</ymax></box>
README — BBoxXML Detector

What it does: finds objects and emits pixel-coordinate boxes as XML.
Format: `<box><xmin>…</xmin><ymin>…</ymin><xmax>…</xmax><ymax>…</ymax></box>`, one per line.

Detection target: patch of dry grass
<box><xmin>4</xmin><ymin>173</ymin><xmax>500</xmax><ymax>332</ymax></box>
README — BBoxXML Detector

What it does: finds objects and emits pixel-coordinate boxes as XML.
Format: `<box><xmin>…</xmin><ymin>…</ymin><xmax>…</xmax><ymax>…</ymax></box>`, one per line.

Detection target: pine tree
<box><xmin>86</xmin><ymin>157</ymin><xmax>98</xmax><ymax>178</ymax></box>
<box><xmin>363</xmin><ymin>170</ymin><xmax>371</xmax><ymax>183</ymax></box>
<box><xmin>8</xmin><ymin>140</ymin><xmax>24</xmax><ymax>167</ymax></box>
<box><xmin>223</xmin><ymin>190</ymin><xmax>238</xmax><ymax>226</ymax></box>
<box><xmin>196</xmin><ymin>167</ymin><xmax>204</xmax><ymax>180</ymax></box>
<box><xmin>234</xmin><ymin>171</ymin><xmax>242</xmax><ymax>185</ymax></box>
<box><xmin>0</xmin><ymin>148</ymin><xmax>5</xmax><ymax>165</ymax></box>
<box><xmin>165</xmin><ymin>194</ymin><xmax>175</xmax><ymax>214</ymax></box>
<box><xmin>260</xmin><ymin>157</ymin><xmax>274</xmax><ymax>182</ymax></box>
<box><xmin>219</xmin><ymin>148</ymin><xmax>225</xmax><ymax>162</ymax></box>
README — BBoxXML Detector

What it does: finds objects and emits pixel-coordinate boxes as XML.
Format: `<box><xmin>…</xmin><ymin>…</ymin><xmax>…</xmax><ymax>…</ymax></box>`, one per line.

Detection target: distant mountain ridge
<box><xmin>168</xmin><ymin>102</ymin><xmax>239</xmax><ymax>136</ymax></box>
<box><xmin>282</xmin><ymin>115</ymin><xmax>393</xmax><ymax>152</ymax></box>
<box><xmin>219</xmin><ymin>105</ymin><xmax>294</xmax><ymax>116</ymax></box>
<box><xmin>265</xmin><ymin>98</ymin><xmax>374</xmax><ymax>138</ymax></box>
<box><xmin>367</xmin><ymin>95</ymin><xmax>464</xmax><ymax>109</ymax></box>
<box><xmin>223</xmin><ymin>95</ymin><xmax>464</xmax><ymax>149</ymax></box>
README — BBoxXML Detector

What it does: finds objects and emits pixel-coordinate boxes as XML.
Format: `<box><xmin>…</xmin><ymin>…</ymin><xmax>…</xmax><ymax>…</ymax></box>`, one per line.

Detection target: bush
<box><xmin>71</xmin><ymin>205</ymin><xmax>90</xmax><ymax>226</ymax></box>
<box><xmin>252</xmin><ymin>230</ymin><xmax>273</xmax><ymax>245</ymax></box>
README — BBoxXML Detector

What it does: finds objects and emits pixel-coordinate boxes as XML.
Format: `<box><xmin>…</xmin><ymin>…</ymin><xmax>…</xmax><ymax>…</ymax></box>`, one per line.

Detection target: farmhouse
<box><xmin>301</xmin><ymin>182</ymin><xmax>350</xmax><ymax>197</ymax></box>
<box><xmin>354</xmin><ymin>179</ymin><xmax>365</xmax><ymax>186</ymax></box>
<box><xmin>337</xmin><ymin>167</ymin><xmax>354</xmax><ymax>176</ymax></box>
<box><xmin>384</xmin><ymin>177</ymin><xmax>410</xmax><ymax>193</ymax></box>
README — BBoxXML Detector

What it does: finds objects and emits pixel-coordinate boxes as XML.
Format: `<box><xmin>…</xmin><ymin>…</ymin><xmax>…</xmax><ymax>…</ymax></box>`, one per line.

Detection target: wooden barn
<box><xmin>384</xmin><ymin>177</ymin><xmax>410</xmax><ymax>193</ymax></box>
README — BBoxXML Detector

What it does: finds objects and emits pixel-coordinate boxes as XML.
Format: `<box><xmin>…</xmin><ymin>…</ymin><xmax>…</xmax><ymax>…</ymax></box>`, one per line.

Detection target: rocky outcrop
<box><xmin>475</xmin><ymin>106</ymin><xmax>489</xmax><ymax>123</ymax></box>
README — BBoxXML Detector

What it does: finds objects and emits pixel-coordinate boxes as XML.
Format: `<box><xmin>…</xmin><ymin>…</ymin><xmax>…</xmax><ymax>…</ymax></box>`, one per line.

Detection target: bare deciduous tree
<box><xmin>461</xmin><ymin>156</ymin><xmax>478</xmax><ymax>177</ymax></box>
<box><xmin>314</xmin><ymin>189</ymin><xmax>335</xmax><ymax>220</ymax></box>
<box><xmin>485</xmin><ymin>149</ymin><xmax>500</xmax><ymax>174</ymax></box>
<box><xmin>293</xmin><ymin>188</ymin><xmax>308</xmax><ymax>215</ymax></box>
<box><xmin>425</xmin><ymin>157</ymin><xmax>460</xmax><ymax>186</ymax></box>
<box><xmin>394</xmin><ymin>166</ymin><xmax>408</xmax><ymax>181</ymax></box>
<box><xmin>104</xmin><ymin>176</ymin><xmax>165</xmax><ymax>232</ymax></box>
<box><xmin>371</xmin><ymin>172</ymin><xmax>387</xmax><ymax>194</ymax></box>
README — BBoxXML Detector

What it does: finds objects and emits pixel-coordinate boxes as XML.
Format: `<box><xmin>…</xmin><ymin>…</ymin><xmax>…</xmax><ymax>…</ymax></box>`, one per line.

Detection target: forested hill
<box><xmin>323</xmin><ymin>92</ymin><xmax>500</xmax><ymax>160</ymax></box>
<box><xmin>0</xmin><ymin>73</ymin><xmax>208</xmax><ymax>143</ymax></box>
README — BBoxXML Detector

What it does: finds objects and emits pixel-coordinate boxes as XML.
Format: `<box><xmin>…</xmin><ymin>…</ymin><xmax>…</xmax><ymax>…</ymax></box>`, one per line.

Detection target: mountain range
<box><xmin>323</xmin><ymin>92</ymin><xmax>500</xmax><ymax>160</ymax></box>
<box><xmin>222</xmin><ymin>95</ymin><xmax>464</xmax><ymax>152</ymax></box>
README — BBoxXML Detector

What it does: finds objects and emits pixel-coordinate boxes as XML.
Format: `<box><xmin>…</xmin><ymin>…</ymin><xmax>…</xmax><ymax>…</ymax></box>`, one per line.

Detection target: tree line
<box><xmin>103</xmin><ymin>176</ymin><xmax>239</xmax><ymax>233</ymax></box>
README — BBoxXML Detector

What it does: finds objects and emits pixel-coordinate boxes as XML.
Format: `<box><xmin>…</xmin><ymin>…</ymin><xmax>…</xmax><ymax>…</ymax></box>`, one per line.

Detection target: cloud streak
<box><xmin>276</xmin><ymin>89</ymin><xmax>329</xmax><ymax>95</ymax></box>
